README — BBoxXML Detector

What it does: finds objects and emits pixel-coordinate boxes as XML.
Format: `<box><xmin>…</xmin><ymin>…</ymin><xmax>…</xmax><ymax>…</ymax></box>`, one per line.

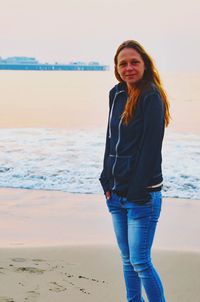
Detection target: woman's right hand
<box><xmin>105</xmin><ymin>191</ymin><xmax>111</xmax><ymax>200</ymax></box>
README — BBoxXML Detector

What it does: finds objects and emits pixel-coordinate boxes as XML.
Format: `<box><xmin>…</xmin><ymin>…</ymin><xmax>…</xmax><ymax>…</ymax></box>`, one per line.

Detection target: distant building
<box><xmin>0</xmin><ymin>56</ymin><xmax>38</xmax><ymax>64</ymax></box>
<box><xmin>0</xmin><ymin>56</ymin><xmax>109</xmax><ymax>71</ymax></box>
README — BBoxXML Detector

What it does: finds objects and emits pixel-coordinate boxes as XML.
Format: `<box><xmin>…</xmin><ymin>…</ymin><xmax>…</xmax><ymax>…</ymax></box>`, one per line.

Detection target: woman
<box><xmin>99</xmin><ymin>40</ymin><xmax>170</xmax><ymax>302</ymax></box>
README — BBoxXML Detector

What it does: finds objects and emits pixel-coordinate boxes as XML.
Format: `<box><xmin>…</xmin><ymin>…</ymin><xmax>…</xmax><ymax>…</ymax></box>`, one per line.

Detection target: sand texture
<box><xmin>0</xmin><ymin>246</ymin><xmax>200</xmax><ymax>302</ymax></box>
<box><xmin>0</xmin><ymin>189</ymin><xmax>200</xmax><ymax>301</ymax></box>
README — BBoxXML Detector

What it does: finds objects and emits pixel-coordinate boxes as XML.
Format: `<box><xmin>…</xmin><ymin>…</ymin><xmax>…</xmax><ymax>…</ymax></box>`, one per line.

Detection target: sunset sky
<box><xmin>0</xmin><ymin>0</ymin><xmax>199</xmax><ymax>72</ymax></box>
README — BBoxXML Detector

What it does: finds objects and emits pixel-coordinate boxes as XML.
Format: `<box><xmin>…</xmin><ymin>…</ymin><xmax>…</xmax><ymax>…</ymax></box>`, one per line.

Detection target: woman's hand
<box><xmin>105</xmin><ymin>191</ymin><xmax>111</xmax><ymax>200</ymax></box>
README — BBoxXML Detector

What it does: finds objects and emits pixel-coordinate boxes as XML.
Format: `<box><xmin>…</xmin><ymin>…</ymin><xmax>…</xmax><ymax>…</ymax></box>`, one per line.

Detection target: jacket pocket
<box><xmin>113</xmin><ymin>156</ymin><xmax>135</xmax><ymax>182</ymax></box>
<box><xmin>107</xmin><ymin>155</ymin><xmax>115</xmax><ymax>178</ymax></box>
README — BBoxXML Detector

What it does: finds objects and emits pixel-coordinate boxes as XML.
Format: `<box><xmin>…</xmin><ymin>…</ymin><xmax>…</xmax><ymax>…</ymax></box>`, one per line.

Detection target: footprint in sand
<box><xmin>78</xmin><ymin>275</ymin><xmax>106</xmax><ymax>283</ymax></box>
<box><xmin>11</xmin><ymin>258</ymin><xmax>44</xmax><ymax>274</ymax></box>
<box><xmin>0</xmin><ymin>267</ymin><xmax>5</xmax><ymax>274</ymax></box>
<box><xmin>49</xmin><ymin>281</ymin><xmax>67</xmax><ymax>293</ymax></box>
<box><xmin>0</xmin><ymin>297</ymin><xmax>15</xmax><ymax>302</ymax></box>
<box><xmin>32</xmin><ymin>259</ymin><xmax>45</xmax><ymax>262</ymax></box>
<box><xmin>24</xmin><ymin>290</ymin><xmax>40</xmax><ymax>302</ymax></box>
<box><xmin>11</xmin><ymin>258</ymin><xmax>26</xmax><ymax>263</ymax></box>
<box><xmin>79</xmin><ymin>288</ymin><xmax>90</xmax><ymax>295</ymax></box>
<box><xmin>15</xmin><ymin>267</ymin><xmax>44</xmax><ymax>274</ymax></box>
<box><xmin>31</xmin><ymin>259</ymin><xmax>45</xmax><ymax>266</ymax></box>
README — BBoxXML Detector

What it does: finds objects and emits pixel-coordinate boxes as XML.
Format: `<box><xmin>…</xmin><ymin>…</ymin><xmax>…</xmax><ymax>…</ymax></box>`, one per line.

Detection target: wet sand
<box><xmin>0</xmin><ymin>189</ymin><xmax>200</xmax><ymax>301</ymax></box>
<box><xmin>1</xmin><ymin>188</ymin><xmax>200</xmax><ymax>251</ymax></box>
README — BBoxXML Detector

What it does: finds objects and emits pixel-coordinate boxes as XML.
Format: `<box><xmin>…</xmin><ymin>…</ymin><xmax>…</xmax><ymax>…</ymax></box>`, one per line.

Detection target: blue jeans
<box><xmin>106</xmin><ymin>191</ymin><xmax>166</xmax><ymax>302</ymax></box>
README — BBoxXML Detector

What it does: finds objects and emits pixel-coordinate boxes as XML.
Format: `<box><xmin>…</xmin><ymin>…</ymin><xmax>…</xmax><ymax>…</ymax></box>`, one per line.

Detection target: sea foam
<box><xmin>0</xmin><ymin>128</ymin><xmax>199</xmax><ymax>199</ymax></box>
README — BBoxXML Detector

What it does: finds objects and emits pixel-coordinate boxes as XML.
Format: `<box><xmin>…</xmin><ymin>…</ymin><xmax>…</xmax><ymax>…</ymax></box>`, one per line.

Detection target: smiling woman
<box><xmin>100</xmin><ymin>40</ymin><xmax>170</xmax><ymax>302</ymax></box>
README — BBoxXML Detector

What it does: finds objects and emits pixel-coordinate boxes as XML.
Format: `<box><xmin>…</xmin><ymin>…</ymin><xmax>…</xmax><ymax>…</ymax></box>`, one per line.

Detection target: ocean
<box><xmin>0</xmin><ymin>71</ymin><xmax>199</xmax><ymax>199</ymax></box>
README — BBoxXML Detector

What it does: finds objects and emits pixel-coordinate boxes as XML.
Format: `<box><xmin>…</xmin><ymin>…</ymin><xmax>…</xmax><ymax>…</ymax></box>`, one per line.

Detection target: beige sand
<box><xmin>0</xmin><ymin>189</ymin><xmax>200</xmax><ymax>301</ymax></box>
<box><xmin>0</xmin><ymin>246</ymin><xmax>200</xmax><ymax>302</ymax></box>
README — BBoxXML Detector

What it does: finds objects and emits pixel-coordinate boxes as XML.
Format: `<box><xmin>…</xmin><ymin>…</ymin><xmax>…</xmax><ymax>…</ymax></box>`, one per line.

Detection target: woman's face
<box><xmin>116</xmin><ymin>47</ymin><xmax>145</xmax><ymax>88</ymax></box>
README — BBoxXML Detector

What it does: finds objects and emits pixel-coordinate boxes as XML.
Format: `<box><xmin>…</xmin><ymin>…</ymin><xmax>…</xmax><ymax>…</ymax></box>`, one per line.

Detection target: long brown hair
<box><xmin>114</xmin><ymin>40</ymin><xmax>170</xmax><ymax>126</ymax></box>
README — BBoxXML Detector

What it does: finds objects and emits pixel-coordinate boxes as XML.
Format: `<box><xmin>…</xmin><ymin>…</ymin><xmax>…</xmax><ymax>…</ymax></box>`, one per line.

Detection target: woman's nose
<box><xmin>126</xmin><ymin>63</ymin><xmax>134</xmax><ymax>70</ymax></box>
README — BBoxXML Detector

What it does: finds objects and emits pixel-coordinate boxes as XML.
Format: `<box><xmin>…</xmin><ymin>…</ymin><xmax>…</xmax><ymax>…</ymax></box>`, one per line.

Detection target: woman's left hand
<box><xmin>105</xmin><ymin>191</ymin><xmax>111</xmax><ymax>200</ymax></box>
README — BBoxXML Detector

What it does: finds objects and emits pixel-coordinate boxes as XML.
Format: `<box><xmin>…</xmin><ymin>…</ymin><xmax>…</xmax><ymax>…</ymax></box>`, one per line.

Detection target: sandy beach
<box><xmin>0</xmin><ymin>245</ymin><xmax>200</xmax><ymax>302</ymax></box>
<box><xmin>0</xmin><ymin>189</ymin><xmax>200</xmax><ymax>301</ymax></box>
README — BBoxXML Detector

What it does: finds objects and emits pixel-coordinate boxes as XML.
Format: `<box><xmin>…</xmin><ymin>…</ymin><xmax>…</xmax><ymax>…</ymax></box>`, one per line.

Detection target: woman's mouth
<box><xmin>125</xmin><ymin>74</ymin><xmax>136</xmax><ymax>77</ymax></box>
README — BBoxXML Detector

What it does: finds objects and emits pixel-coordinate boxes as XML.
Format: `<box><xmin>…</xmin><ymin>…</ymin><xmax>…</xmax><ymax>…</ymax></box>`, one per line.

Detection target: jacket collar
<box><xmin>117</xmin><ymin>81</ymin><xmax>127</xmax><ymax>93</ymax></box>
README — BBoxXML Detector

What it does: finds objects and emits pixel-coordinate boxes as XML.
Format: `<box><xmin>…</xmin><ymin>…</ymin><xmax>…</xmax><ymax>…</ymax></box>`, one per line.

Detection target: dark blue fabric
<box><xmin>99</xmin><ymin>82</ymin><xmax>165</xmax><ymax>204</ymax></box>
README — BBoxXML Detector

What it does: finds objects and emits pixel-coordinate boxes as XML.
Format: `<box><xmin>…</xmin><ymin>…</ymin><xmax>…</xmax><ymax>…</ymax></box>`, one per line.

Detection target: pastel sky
<box><xmin>0</xmin><ymin>0</ymin><xmax>199</xmax><ymax>71</ymax></box>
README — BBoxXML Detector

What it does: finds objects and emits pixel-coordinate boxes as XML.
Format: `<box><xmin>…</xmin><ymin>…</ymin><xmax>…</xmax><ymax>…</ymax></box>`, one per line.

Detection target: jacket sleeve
<box><xmin>99</xmin><ymin>90</ymin><xmax>114</xmax><ymax>194</ymax></box>
<box><xmin>127</xmin><ymin>92</ymin><xmax>165</xmax><ymax>203</ymax></box>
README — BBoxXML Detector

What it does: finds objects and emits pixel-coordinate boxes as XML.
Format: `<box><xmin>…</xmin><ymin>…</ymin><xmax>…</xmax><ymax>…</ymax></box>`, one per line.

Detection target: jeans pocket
<box><xmin>106</xmin><ymin>193</ymin><xmax>121</xmax><ymax>213</ymax></box>
<box><xmin>106</xmin><ymin>199</ymin><xmax>114</xmax><ymax>213</ymax></box>
<box><xmin>149</xmin><ymin>191</ymin><xmax>162</xmax><ymax>219</ymax></box>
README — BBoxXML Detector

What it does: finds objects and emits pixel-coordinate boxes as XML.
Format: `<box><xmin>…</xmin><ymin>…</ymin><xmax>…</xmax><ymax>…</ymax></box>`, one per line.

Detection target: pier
<box><xmin>0</xmin><ymin>63</ymin><xmax>109</xmax><ymax>71</ymax></box>
<box><xmin>0</xmin><ymin>57</ymin><xmax>109</xmax><ymax>71</ymax></box>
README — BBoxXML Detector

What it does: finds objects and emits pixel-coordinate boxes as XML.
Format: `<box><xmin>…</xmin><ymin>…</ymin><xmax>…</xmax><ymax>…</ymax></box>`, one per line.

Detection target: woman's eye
<box><xmin>119</xmin><ymin>62</ymin><xmax>126</xmax><ymax>67</ymax></box>
<box><xmin>132</xmin><ymin>61</ymin><xmax>139</xmax><ymax>65</ymax></box>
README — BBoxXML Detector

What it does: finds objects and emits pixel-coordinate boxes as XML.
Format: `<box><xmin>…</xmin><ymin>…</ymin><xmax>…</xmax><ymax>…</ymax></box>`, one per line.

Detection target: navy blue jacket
<box><xmin>99</xmin><ymin>82</ymin><xmax>165</xmax><ymax>204</ymax></box>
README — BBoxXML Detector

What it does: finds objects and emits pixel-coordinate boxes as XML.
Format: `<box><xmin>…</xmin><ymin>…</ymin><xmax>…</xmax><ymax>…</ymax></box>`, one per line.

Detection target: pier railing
<box><xmin>0</xmin><ymin>63</ymin><xmax>109</xmax><ymax>71</ymax></box>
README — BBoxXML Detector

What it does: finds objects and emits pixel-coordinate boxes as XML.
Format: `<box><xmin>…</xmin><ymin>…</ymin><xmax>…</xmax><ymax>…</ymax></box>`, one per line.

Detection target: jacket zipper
<box><xmin>112</xmin><ymin>117</ymin><xmax>123</xmax><ymax>190</ymax></box>
<box><xmin>109</xmin><ymin>90</ymin><xmax>124</xmax><ymax>138</ymax></box>
<box><xmin>109</xmin><ymin>89</ymin><xmax>125</xmax><ymax>190</ymax></box>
